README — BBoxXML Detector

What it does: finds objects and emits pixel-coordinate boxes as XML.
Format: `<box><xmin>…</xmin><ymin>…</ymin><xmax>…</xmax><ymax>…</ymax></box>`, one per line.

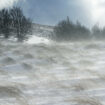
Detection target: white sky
<box><xmin>0</xmin><ymin>0</ymin><xmax>18</xmax><ymax>9</ymax></box>
<box><xmin>81</xmin><ymin>0</ymin><xmax>105</xmax><ymax>27</ymax></box>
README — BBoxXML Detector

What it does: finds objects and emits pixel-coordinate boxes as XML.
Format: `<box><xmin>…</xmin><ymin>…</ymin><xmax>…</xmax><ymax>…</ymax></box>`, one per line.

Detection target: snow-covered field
<box><xmin>0</xmin><ymin>37</ymin><xmax>105</xmax><ymax>105</ymax></box>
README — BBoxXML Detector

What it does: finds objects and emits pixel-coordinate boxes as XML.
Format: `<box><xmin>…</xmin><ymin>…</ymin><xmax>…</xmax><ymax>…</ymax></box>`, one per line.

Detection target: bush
<box><xmin>92</xmin><ymin>24</ymin><xmax>105</xmax><ymax>40</ymax></box>
<box><xmin>54</xmin><ymin>17</ymin><xmax>91</xmax><ymax>41</ymax></box>
<box><xmin>0</xmin><ymin>9</ymin><xmax>11</xmax><ymax>38</ymax></box>
<box><xmin>0</xmin><ymin>6</ymin><xmax>32</xmax><ymax>41</ymax></box>
<box><xmin>10</xmin><ymin>7</ymin><xmax>32</xmax><ymax>41</ymax></box>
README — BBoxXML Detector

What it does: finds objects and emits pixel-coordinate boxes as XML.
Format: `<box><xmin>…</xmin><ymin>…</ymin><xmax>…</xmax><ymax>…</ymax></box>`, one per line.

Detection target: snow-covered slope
<box><xmin>32</xmin><ymin>23</ymin><xmax>54</xmax><ymax>38</ymax></box>
<box><xmin>0</xmin><ymin>38</ymin><xmax>105</xmax><ymax>105</ymax></box>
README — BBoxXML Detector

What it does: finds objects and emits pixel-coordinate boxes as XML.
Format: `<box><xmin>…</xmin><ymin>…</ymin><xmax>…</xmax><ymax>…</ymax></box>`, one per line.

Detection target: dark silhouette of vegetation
<box><xmin>0</xmin><ymin>9</ymin><xmax>11</xmax><ymax>38</ymax></box>
<box><xmin>10</xmin><ymin>7</ymin><xmax>32</xmax><ymax>41</ymax></box>
<box><xmin>92</xmin><ymin>25</ymin><xmax>102</xmax><ymax>39</ymax></box>
<box><xmin>0</xmin><ymin>7</ymin><xmax>32</xmax><ymax>41</ymax></box>
<box><xmin>54</xmin><ymin>17</ymin><xmax>105</xmax><ymax>41</ymax></box>
<box><xmin>54</xmin><ymin>17</ymin><xmax>91</xmax><ymax>41</ymax></box>
<box><xmin>92</xmin><ymin>24</ymin><xmax>105</xmax><ymax>40</ymax></box>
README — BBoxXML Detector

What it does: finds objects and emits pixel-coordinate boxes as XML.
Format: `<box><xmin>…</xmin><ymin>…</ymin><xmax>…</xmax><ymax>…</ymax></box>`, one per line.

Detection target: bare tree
<box><xmin>0</xmin><ymin>9</ymin><xmax>11</xmax><ymax>38</ymax></box>
<box><xmin>54</xmin><ymin>17</ymin><xmax>90</xmax><ymax>41</ymax></box>
<box><xmin>10</xmin><ymin>7</ymin><xmax>32</xmax><ymax>41</ymax></box>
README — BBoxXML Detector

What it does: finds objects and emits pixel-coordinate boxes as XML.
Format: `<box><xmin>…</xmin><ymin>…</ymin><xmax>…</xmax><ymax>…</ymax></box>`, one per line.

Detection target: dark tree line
<box><xmin>54</xmin><ymin>17</ymin><xmax>105</xmax><ymax>41</ymax></box>
<box><xmin>54</xmin><ymin>17</ymin><xmax>91</xmax><ymax>41</ymax></box>
<box><xmin>0</xmin><ymin>7</ymin><xmax>32</xmax><ymax>41</ymax></box>
<box><xmin>92</xmin><ymin>25</ymin><xmax>105</xmax><ymax>40</ymax></box>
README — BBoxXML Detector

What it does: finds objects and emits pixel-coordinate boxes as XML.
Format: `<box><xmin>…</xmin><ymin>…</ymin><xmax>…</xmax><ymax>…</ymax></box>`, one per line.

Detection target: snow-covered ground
<box><xmin>0</xmin><ymin>36</ymin><xmax>105</xmax><ymax>105</ymax></box>
<box><xmin>32</xmin><ymin>23</ymin><xmax>54</xmax><ymax>38</ymax></box>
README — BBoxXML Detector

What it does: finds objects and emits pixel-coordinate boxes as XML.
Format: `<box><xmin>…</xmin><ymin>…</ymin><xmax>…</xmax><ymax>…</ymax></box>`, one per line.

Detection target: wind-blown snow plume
<box><xmin>0</xmin><ymin>0</ymin><xmax>19</xmax><ymax>9</ymax></box>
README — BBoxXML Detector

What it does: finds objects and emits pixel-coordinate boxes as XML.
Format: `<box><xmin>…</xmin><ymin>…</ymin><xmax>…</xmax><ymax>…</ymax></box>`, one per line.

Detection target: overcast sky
<box><xmin>1</xmin><ymin>0</ymin><xmax>105</xmax><ymax>28</ymax></box>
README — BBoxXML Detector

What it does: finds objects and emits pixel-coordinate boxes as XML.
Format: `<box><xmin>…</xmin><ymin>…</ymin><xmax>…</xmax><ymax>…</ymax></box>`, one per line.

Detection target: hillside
<box><xmin>32</xmin><ymin>23</ymin><xmax>54</xmax><ymax>38</ymax></box>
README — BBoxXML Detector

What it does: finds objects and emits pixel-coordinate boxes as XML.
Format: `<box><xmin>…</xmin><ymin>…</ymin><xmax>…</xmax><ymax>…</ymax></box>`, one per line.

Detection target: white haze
<box><xmin>0</xmin><ymin>0</ymin><xmax>19</xmax><ymax>10</ymax></box>
<box><xmin>0</xmin><ymin>0</ymin><xmax>105</xmax><ymax>104</ymax></box>
<box><xmin>0</xmin><ymin>37</ymin><xmax>105</xmax><ymax>104</ymax></box>
<box><xmin>27</xmin><ymin>36</ymin><xmax>50</xmax><ymax>44</ymax></box>
<box><xmin>80</xmin><ymin>0</ymin><xmax>105</xmax><ymax>27</ymax></box>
